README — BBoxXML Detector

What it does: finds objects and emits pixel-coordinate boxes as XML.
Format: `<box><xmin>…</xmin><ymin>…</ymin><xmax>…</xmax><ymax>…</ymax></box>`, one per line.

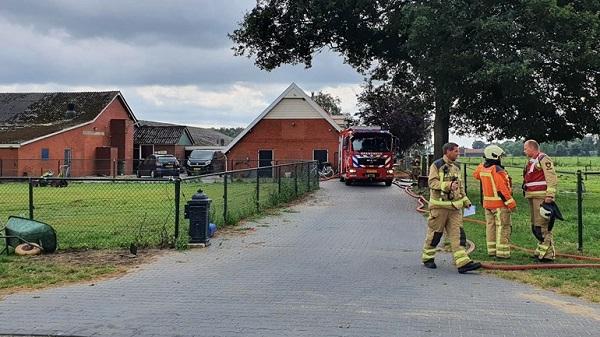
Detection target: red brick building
<box><xmin>0</xmin><ymin>92</ymin><xmax>137</xmax><ymax>177</ymax></box>
<box><xmin>225</xmin><ymin>83</ymin><xmax>342</xmax><ymax>170</ymax></box>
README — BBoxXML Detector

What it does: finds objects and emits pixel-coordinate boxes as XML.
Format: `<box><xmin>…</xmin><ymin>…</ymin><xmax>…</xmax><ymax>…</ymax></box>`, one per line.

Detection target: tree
<box><xmin>230</xmin><ymin>1</ymin><xmax>600</xmax><ymax>158</ymax></box>
<box><xmin>312</xmin><ymin>91</ymin><xmax>343</xmax><ymax>115</ymax></box>
<box><xmin>357</xmin><ymin>81</ymin><xmax>431</xmax><ymax>153</ymax></box>
<box><xmin>472</xmin><ymin>141</ymin><xmax>487</xmax><ymax>149</ymax></box>
<box><xmin>212</xmin><ymin>127</ymin><xmax>244</xmax><ymax>138</ymax></box>
<box><xmin>555</xmin><ymin>143</ymin><xmax>568</xmax><ymax>156</ymax></box>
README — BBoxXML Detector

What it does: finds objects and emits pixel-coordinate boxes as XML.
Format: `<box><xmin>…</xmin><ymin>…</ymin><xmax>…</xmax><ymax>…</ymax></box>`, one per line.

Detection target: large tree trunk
<box><xmin>433</xmin><ymin>91</ymin><xmax>450</xmax><ymax>159</ymax></box>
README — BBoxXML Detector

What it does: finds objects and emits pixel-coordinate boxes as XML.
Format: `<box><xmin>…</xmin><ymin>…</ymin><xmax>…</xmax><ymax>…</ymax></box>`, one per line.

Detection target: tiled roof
<box><xmin>0</xmin><ymin>91</ymin><xmax>121</xmax><ymax>144</ymax></box>
<box><xmin>134</xmin><ymin>125</ymin><xmax>189</xmax><ymax>145</ymax></box>
<box><xmin>137</xmin><ymin>120</ymin><xmax>232</xmax><ymax>146</ymax></box>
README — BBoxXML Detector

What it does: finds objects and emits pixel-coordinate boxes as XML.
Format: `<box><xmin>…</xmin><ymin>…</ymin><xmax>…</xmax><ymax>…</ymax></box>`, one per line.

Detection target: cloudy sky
<box><xmin>0</xmin><ymin>0</ymin><xmax>477</xmax><ymax>147</ymax></box>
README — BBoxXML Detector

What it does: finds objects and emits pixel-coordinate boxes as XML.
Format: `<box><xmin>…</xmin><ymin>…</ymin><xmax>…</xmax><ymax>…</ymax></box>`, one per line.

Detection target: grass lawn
<box><xmin>0</xmin><ymin>174</ymin><xmax>318</xmax><ymax>295</ymax></box>
<box><xmin>0</xmin><ymin>176</ymin><xmax>314</xmax><ymax>250</ymax></box>
<box><xmin>458</xmin><ymin>157</ymin><xmax>600</xmax><ymax>302</ymax></box>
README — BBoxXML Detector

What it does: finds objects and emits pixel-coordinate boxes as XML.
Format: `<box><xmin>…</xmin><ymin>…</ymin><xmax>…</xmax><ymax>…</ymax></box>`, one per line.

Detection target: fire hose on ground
<box><xmin>393</xmin><ymin>179</ymin><xmax>600</xmax><ymax>270</ymax></box>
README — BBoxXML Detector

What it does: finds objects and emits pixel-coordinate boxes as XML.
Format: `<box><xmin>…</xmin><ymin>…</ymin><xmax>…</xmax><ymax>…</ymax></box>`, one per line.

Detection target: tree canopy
<box><xmin>230</xmin><ymin>1</ymin><xmax>600</xmax><ymax>158</ymax></box>
<box><xmin>357</xmin><ymin>81</ymin><xmax>431</xmax><ymax>153</ymax></box>
<box><xmin>312</xmin><ymin>91</ymin><xmax>343</xmax><ymax>115</ymax></box>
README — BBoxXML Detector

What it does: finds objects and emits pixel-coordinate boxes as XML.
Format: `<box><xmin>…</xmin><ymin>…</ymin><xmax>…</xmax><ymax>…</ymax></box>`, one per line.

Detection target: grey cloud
<box><xmin>1</xmin><ymin>0</ymin><xmax>250</xmax><ymax>48</ymax></box>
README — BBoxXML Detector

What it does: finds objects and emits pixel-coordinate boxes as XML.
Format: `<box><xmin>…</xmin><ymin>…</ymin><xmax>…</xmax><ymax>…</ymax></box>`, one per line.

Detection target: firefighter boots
<box><xmin>458</xmin><ymin>261</ymin><xmax>482</xmax><ymax>274</ymax></box>
<box><xmin>423</xmin><ymin>259</ymin><xmax>437</xmax><ymax>269</ymax></box>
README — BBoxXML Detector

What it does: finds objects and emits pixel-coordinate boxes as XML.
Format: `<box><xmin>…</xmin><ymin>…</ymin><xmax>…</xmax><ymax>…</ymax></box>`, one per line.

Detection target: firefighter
<box><xmin>473</xmin><ymin>145</ymin><xmax>517</xmax><ymax>258</ymax></box>
<box><xmin>523</xmin><ymin>140</ymin><xmax>558</xmax><ymax>262</ymax></box>
<box><xmin>421</xmin><ymin>142</ymin><xmax>482</xmax><ymax>273</ymax></box>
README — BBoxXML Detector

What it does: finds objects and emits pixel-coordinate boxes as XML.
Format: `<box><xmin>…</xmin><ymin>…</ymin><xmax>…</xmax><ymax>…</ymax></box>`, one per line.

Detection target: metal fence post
<box><xmin>174</xmin><ymin>178</ymin><xmax>181</xmax><ymax>241</ymax></box>
<box><xmin>223</xmin><ymin>172</ymin><xmax>228</xmax><ymax>223</ymax></box>
<box><xmin>113</xmin><ymin>159</ymin><xmax>117</xmax><ymax>179</ymax></box>
<box><xmin>278</xmin><ymin>165</ymin><xmax>281</xmax><ymax>194</ymax></box>
<box><xmin>294</xmin><ymin>164</ymin><xmax>298</xmax><ymax>196</ymax></box>
<box><xmin>577</xmin><ymin>170</ymin><xmax>583</xmax><ymax>252</ymax></box>
<box><xmin>463</xmin><ymin>163</ymin><xmax>468</xmax><ymax>196</ymax></box>
<box><xmin>256</xmin><ymin>168</ymin><xmax>260</xmax><ymax>212</ymax></box>
<box><xmin>28</xmin><ymin>177</ymin><xmax>34</xmax><ymax>219</ymax></box>
<box><xmin>306</xmin><ymin>162</ymin><xmax>310</xmax><ymax>191</ymax></box>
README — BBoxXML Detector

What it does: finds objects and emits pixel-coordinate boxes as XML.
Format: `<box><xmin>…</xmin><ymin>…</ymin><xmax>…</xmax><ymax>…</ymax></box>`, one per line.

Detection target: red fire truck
<box><xmin>338</xmin><ymin>126</ymin><xmax>395</xmax><ymax>186</ymax></box>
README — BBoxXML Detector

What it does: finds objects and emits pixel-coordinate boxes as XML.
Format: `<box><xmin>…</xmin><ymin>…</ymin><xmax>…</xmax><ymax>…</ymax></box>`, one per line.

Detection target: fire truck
<box><xmin>338</xmin><ymin>126</ymin><xmax>395</xmax><ymax>186</ymax></box>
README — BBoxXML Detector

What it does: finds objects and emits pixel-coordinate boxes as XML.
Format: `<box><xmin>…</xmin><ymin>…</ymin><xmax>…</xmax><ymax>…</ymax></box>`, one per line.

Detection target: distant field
<box><xmin>460</xmin><ymin>156</ymin><xmax>600</xmax><ymax>172</ymax></box>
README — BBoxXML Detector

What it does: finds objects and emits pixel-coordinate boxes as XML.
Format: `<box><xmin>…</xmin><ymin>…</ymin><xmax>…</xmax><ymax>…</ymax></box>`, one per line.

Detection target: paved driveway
<box><xmin>1</xmin><ymin>181</ymin><xmax>600</xmax><ymax>337</ymax></box>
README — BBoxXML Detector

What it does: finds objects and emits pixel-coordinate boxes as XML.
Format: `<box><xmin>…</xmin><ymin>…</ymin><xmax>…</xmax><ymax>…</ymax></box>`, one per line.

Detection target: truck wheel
<box><xmin>385</xmin><ymin>180</ymin><xmax>393</xmax><ymax>186</ymax></box>
<box><xmin>339</xmin><ymin>176</ymin><xmax>345</xmax><ymax>182</ymax></box>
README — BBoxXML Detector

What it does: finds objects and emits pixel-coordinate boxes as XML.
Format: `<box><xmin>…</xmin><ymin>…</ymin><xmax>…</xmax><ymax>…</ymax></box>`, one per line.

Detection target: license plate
<box><xmin>367</xmin><ymin>174</ymin><xmax>376</xmax><ymax>178</ymax></box>
<box><xmin>164</xmin><ymin>164</ymin><xmax>173</xmax><ymax>168</ymax></box>
<box><xmin>366</xmin><ymin>169</ymin><xmax>377</xmax><ymax>173</ymax></box>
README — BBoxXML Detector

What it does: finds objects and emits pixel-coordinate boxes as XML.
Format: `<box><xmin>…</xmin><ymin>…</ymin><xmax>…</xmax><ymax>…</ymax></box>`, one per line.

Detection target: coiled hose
<box><xmin>393</xmin><ymin>179</ymin><xmax>600</xmax><ymax>270</ymax></box>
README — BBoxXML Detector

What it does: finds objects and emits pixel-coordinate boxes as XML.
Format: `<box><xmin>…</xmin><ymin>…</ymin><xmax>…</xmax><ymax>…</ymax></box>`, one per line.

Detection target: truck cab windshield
<box><xmin>351</xmin><ymin>134</ymin><xmax>392</xmax><ymax>152</ymax></box>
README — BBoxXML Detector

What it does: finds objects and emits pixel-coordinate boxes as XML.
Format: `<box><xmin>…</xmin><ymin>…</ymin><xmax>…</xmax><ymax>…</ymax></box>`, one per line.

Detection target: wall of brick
<box><xmin>227</xmin><ymin>119</ymin><xmax>340</xmax><ymax>170</ymax></box>
<box><xmin>0</xmin><ymin>148</ymin><xmax>19</xmax><ymax>176</ymax></box>
<box><xmin>14</xmin><ymin>97</ymin><xmax>135</xmax><ymax>177</ymax></box>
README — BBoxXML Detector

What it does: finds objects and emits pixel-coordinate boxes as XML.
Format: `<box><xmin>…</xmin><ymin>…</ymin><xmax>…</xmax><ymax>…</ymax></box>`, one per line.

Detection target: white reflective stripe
<box><xmin>525</xmin><ymin>181</ymin><xmax>547</xmax><ymax>187</ymax></box>
<box><xmin>528</xmin><ymin>153</ymin><xmax>545</xmax><ymax>173</ymax></box>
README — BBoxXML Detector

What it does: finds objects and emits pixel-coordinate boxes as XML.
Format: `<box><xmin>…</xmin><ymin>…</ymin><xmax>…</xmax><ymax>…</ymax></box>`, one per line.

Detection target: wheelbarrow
<box><xmin>1</xmin><ymin>216</ymin><xmax>57</xmax><ymax>255</ymax></box>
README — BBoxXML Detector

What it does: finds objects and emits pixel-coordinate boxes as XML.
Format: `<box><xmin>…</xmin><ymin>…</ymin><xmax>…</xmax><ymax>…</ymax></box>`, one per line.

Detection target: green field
<box><xmin>460</xmin><ymin>156</ymin><xmax>600</xmax><ymax>172</ymax></box>
<box><xmin>457</xmin><ymin>157</ymin><xmax>600</xmax><ymax>301</ymax></box>
<box><xmin>0</xmin><ymin>175</ymin><xmax>317</xmax><ymax>250</ymax></box>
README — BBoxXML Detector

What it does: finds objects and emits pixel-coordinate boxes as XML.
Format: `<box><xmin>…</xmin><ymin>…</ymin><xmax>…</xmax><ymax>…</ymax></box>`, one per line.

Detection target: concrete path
<box><xmin>1</xmin><ymin>181</ymin><xmax>600</xmax><ymax>337</ymax></box>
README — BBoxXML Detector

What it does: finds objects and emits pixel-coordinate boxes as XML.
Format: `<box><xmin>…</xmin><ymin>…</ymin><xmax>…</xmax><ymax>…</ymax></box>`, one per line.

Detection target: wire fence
<box><xmin>0</xmin><ymin>158</ymin><xmax>314</xmax><ymax>178</ymax></box>
<box><xmin>460</xmin><ymin>161</ymin><xmax>600</xmax><ymax>253</ymax></box>
<box><xmin>0</xmin><ymin>161</ymin><xmax>319</xmax><ymax>253</ymax></box>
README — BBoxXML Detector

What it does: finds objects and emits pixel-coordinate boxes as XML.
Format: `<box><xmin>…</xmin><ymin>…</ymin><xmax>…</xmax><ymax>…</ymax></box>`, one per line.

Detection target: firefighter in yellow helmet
<box><xmin>421</xmin><ymin>142</ymin><xmax>481</xmax><ymax>273</ymax></box>
<box><xmin>473</xmin><ymin>145</ymin><xmax>517</xmax><ymax>258</ymax></box>
<box><xmin>523</xmin><ymin>140</ymin><xmax>558</xmax><ymax>262</ymax></box>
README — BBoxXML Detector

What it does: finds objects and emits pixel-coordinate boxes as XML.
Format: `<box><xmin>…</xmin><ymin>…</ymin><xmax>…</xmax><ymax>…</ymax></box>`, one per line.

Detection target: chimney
<box><xmin>65</xmin><ymin>102</ymin><xmax>76</xmax><ymax>119</ymax></box>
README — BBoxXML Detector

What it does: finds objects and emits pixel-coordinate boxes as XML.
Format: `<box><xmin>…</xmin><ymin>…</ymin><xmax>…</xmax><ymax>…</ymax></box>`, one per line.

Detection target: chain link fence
<box><xmin>0</xmin><ymin>161</ymin><xmax>319</xmax><ymax>252</ymax></box>
<box><xmin>460</xmin><ymin>161</ymin><xmax>600</xmax><ymax>253</ymax></box>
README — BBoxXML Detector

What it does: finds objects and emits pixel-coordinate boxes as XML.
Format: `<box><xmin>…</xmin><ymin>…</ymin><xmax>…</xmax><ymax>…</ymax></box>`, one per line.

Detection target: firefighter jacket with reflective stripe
<box><xmin>428</xmin><ymin>155</ymin><xmax>470</xmax><ymax>210</ymax></box>
<box><xmin>473</xmin><ymin>163</ymin><xmax>516</xmax><ymax>209</ymax></box>
<box><xmin>523</xmin><ymin>153</ymin><xmax>558</xmax><ymax>199</ymax></box>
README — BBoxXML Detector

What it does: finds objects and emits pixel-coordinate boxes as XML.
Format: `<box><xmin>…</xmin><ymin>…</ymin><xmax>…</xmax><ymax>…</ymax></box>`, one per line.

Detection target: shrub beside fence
<box><xmin>0</xmin><ymin>161</ymin><xmax>319</xmax><ymax>252</ymax></box>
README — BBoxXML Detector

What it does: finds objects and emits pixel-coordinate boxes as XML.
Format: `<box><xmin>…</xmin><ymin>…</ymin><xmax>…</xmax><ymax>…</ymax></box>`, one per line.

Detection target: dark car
<box><xmin>136</xmin><ymin>154</ymin><xmax>181</xmax><ymax>178</ymax></box>
<box><xmin>185</xmin><ymin>150</ymin><xmax>225</xmax><ymax>175</ymax></box>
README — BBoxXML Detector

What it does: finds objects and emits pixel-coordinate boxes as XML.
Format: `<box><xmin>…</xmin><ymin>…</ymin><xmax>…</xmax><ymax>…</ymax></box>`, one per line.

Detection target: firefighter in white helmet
<box><xmin>523</xmin><ymin>140</ymin><xmax>558</xmax><ymax>262</ymax></box>
<box><xmin>473</xmin><ymin>145</ymin><xmax>517</xmax><ymax>258</ymax></box>
<box><xmin>421</xmin><ymin>142</ymin><xmax>481</xmax><ymax>273</ymax></box>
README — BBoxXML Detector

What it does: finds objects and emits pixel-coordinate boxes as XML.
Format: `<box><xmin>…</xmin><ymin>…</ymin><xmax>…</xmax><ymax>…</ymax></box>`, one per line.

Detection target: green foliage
<box><xmin>357</xmin><ymin>81</ymin><xmax>432</xmax><ymax>152</ymax></box>
<box><xmin>211</xmin><ymin>127</ymin><xmax>244</xmax><ymax>138</ymax></box>
<box><xmin>231</xmin><ymin>1</ymin><xmax>600</xmax><ymax>158</ymax></box>
<box><xmin>312</xmin><ymin>91</ymin><xmax>342</xmax><ymax>115</ymax></box>
<box><xmin>468</xmin><ymin>136</ymin><xmax>600</xmax><ymax>158</ymax></box>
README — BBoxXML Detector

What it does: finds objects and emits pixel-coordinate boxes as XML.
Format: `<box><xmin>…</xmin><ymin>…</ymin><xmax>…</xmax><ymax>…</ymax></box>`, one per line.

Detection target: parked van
<box><xmin>185</xmin><ymin>150</ymin><xmax>225</xmax><ymax>175</ymax></box>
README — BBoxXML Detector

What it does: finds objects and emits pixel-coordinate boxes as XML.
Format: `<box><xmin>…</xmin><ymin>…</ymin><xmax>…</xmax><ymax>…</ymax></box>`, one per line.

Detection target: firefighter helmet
<box><xmin>483</xmin><ymin>145</ymin><xmax>506</xmax><ymax>160</ymax></box>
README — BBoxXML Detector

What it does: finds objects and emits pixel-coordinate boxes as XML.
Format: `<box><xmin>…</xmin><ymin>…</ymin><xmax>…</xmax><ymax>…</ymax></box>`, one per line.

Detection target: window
<box><xmin>41</xmin><ymin>148</ymin><xmax>49</xmax><ymax>160</ymax></box>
